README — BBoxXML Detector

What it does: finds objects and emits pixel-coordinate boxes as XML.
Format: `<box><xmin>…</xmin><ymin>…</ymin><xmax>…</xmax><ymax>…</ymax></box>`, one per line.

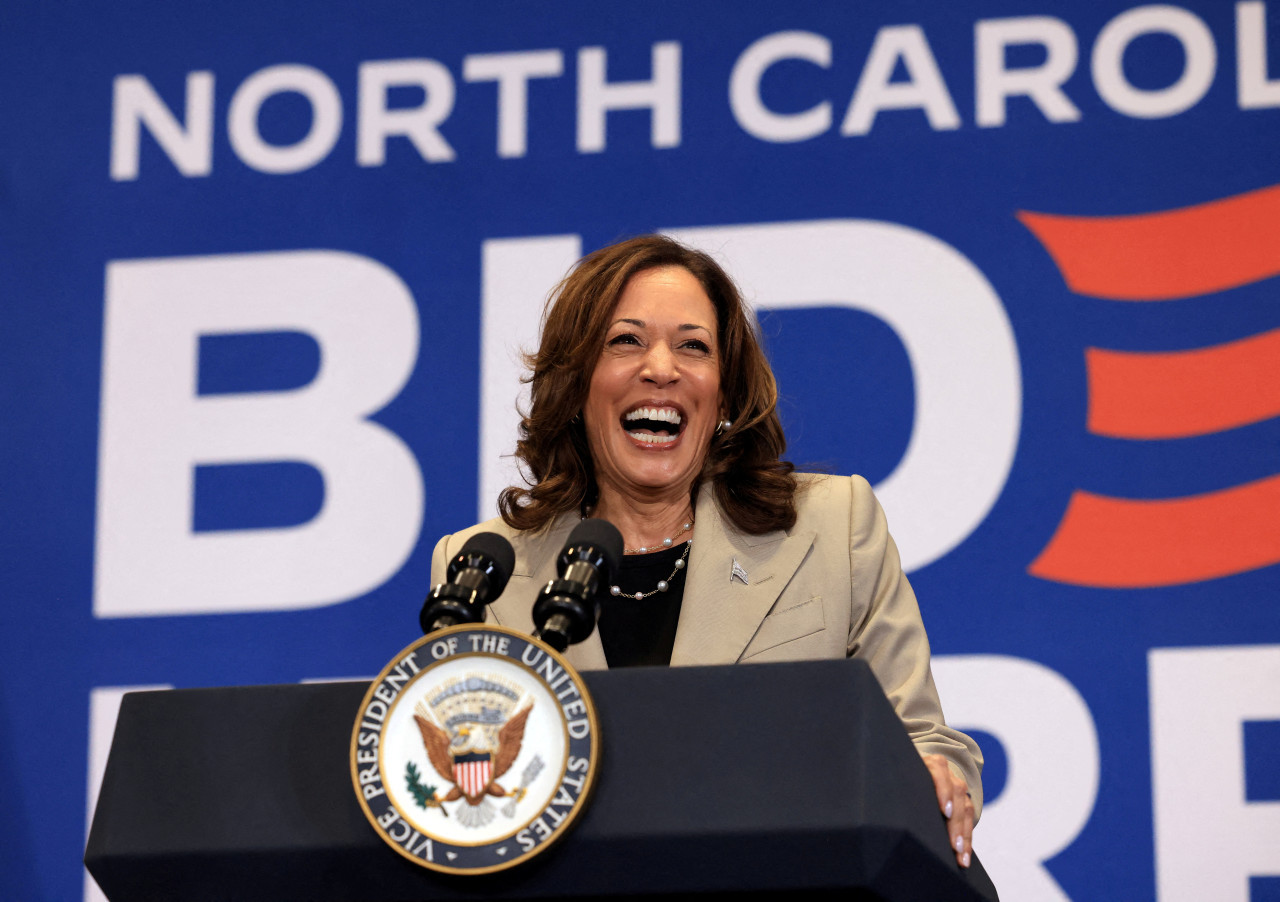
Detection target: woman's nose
<box><xmin>641</xmin><ymin>343</ymin><xmax>678</xmax><ymax>384</ymax></box>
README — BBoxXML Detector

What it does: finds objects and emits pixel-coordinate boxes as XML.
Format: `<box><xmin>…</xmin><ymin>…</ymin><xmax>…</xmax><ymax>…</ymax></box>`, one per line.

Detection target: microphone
<box><xmin>419</xmin><ymin>532</ymin><xmax>517</xmax><ymax>635</ymax></box>
<box><xmin>533</xmin><ymin>519</ymin><xmax>623</xmax><ymax>652</ymax></box>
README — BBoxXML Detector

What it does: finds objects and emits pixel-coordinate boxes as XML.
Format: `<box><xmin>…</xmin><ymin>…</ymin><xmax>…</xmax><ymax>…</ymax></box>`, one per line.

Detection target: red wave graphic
<box><xmin>1028</xmin><ymin>475</ymin><xmax>1280</xmax><ymax>588</ymax></box>
<box><xmin>1018</xmin><ymin>183</ymin><xmax>1280</xmax><ymax>300</ymax></box>
<box><xmin>1087</xmin><ymin>328</ymin><xmax>1280</xmax><ymax>439</ymax></box>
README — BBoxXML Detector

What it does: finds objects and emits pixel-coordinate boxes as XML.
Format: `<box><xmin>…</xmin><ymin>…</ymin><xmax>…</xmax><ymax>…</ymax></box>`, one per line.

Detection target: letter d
<box><xmin>95</xmin><ymin>251</ymin><xmax>423</xmax><ymax>616</ymax></box>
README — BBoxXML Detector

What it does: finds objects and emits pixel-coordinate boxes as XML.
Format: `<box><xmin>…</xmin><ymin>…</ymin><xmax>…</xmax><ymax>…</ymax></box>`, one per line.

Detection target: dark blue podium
<box><xmin>85</xmin><ymin>658</ymin><xmax>997</xmax><ymax>901</ymax></box>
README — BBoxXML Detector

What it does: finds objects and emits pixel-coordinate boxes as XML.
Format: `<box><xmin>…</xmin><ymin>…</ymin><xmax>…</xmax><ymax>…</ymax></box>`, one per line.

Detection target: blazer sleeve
<box><xmin>844</xmin><ymin>475</ymin><xmax>985</xmax><ymax>819</ymax></box>
<box><xmin>429</xmin><ymin>532</ymin><xmax>453</xmax><ymax>586</ymax></box>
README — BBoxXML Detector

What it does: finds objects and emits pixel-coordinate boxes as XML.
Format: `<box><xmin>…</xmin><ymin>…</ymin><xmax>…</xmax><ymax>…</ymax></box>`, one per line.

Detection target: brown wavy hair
<box><xmin>498</xmin><ymin>235</ymin><xmax>797</xmax><ymax>534</ymax></box>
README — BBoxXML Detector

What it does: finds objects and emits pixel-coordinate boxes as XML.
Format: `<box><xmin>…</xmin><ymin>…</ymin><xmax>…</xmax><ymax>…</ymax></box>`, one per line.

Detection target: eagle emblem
<box><xmin>411</xmin><ymin>674</ymin><xmax>533</xmax><ymax>828</ymax></box>
<box><xmin>352</xmin><ymin>625</ymin><xmax>600</xmax><ymax>873</ymax></box>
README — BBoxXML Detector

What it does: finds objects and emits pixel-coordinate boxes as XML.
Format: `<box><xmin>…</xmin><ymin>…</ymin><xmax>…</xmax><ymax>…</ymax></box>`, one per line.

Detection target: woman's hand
<box><xmin>922</xmin><ymin>754</ymin><xmax>973</xmax><ymax>868</ymax></box>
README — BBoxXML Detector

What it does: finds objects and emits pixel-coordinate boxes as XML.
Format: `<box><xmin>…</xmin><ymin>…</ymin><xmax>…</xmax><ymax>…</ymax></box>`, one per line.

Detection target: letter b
<box><xmin>95</xmin><ymin>251</ymin><xmax>423</xmax><ymax>616</ymax></box>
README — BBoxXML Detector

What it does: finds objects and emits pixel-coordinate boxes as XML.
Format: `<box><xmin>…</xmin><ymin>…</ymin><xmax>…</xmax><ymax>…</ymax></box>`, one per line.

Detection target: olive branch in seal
<box><xmin>405</xmin><ymin>761</ymin><xmax>449</xmax><ymax>817</ymax></box>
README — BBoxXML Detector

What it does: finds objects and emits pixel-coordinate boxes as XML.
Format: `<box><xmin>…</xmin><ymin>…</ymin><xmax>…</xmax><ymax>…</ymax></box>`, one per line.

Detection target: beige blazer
<box><xmin>431</xmin><ymin>473</ymin><xmax>983</xmax><ymax>816</ymax></box>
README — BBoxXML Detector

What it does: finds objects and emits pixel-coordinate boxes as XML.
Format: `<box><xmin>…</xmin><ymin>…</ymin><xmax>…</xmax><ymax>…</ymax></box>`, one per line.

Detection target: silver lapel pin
<box><xmin>730</xmin><ymin>558</ymin><xmax>749</xmax><ymax>585</ymax></box>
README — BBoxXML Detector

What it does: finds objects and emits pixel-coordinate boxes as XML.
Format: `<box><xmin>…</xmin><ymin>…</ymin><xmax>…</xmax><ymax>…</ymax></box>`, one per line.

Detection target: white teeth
<box><xmin>623</xmin><ymin>406</ymin><xmax>682</xmax><ymax>425</ymax></box>
<box><xmin>623</xmin><ymin>407</ymin><xmax>681</xmax><ymax>444</ymax></box>
<box><xmin>627</xmin><ymin>431</ymin><xmax>678</xmax><ymax>444</ymax></box>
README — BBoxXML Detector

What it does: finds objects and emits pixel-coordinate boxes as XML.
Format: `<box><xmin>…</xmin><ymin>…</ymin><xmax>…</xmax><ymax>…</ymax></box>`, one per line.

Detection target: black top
<box><xmin>598</xmin><ymin>542</ymin><xmax>688</xmax><ymax>667</ymax></box>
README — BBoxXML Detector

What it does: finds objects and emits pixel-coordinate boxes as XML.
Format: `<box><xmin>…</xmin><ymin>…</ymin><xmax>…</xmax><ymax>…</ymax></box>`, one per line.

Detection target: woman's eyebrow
<box><xmin>608</xmin><ymin>318</ymin><xmax>712</xmax><ymax>335</ymax></box>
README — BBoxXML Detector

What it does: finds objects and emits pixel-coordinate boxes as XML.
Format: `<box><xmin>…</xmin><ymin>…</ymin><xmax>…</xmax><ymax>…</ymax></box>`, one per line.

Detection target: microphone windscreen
<box><xmin>459</xmin><ymin>532</ymin><xmax>517</xmax><ymax>593</ymax></box>
<box><xmin>566</xmin><ymin>518</ymin><xmax>624</xmax><ymax>576</ymax></box>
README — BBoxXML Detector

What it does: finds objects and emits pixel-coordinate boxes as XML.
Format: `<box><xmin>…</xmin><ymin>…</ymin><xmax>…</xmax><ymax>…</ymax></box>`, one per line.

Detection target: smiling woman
<box><xmin>431</xmin><ymin>234</ymin><xmax>983</xmax><ymax>868</ymax></box>
<box><xmin>496</xmin><ymin>236</ymin><xmax>796</xmax><ymax>538</ymax></box>
<box><xmin>583</xmin><ymin>266</ymin><xmax>723</xmax><ymax>535</ymax></box>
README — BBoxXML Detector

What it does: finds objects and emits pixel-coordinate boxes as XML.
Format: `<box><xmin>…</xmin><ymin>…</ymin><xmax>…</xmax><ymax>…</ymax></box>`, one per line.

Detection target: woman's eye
<box><xmin>682</xmin><ymin>339</ymin><xmax>710</xmax><ymax>353</ymax></box>
<box><xmin>608</xmin><ymin>333</ymin><xmax>640</xmax><ymax>346</ymax></box>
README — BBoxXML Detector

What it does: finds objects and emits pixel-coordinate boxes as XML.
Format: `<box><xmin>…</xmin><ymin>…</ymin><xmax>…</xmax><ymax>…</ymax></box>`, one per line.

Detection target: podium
<box><xmin>85</xmin><ymin>658</ymin><xmax>998</xmax><ymax>901</ymax></box>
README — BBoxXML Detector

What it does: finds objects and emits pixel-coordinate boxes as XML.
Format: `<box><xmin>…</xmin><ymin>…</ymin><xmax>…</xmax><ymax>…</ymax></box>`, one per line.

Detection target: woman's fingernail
<box><xmin>945</xmin><ymin>800</ymin><xmax>953</xmax><ymax>818</ymax></box>
<box><xmin>962</xmin><ymin>852</ymin><xmax>971</xmax><ymax>868</ymax></box>
<box><xmin>955</xmin><ymin>835</ymin><xmax>965</xmax><ymax>853</ymax></box>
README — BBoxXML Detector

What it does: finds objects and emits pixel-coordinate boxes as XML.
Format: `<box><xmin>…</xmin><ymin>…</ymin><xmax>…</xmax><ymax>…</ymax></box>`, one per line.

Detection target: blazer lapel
<box><xmin>670</xmin><ymin>484</ymin><xmax>815</xmax><ymax>666</ymax></box>
<box><xmin>488</xmin><ymin>514</ymin><xmax>609</xmax><ymax>672</ymax></box>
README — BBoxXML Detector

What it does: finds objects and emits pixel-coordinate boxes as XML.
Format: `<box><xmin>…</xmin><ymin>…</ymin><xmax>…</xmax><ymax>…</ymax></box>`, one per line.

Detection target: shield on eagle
<box><xmin>452</xmin><ymin>752</ymin><xmax>492</xmax><ymax>798</ymax></box>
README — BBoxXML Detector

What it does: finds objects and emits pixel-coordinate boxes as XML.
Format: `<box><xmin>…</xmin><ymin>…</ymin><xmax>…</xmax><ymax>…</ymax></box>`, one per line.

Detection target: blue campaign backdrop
<box><xmin>2</xmin><ymin>1</ymin><xmax>1279</xmax><ymax>899</ymax></box>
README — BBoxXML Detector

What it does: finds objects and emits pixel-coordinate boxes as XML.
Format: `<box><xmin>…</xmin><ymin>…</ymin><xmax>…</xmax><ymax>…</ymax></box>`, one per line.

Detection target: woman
<box><xmin>431</xmin><ymin>235</ymin><xmax>981</xmax><ymax>868</ymax></box>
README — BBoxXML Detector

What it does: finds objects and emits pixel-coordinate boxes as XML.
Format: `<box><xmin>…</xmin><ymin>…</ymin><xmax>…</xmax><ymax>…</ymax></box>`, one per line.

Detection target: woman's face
<box><xmin>583</xmin><ymin>266</ymin><xmax>723</xmax><ymax>506</ymax></box>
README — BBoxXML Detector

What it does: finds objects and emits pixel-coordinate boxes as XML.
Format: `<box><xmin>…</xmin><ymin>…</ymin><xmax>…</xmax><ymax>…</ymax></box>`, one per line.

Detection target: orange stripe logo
<box><xmin>1018</xmin><ymin>183</ymin><xmax>1280</xmax><ymax>301</ymax></box>
<box><xmin>1021</xmin><ymin>185</ymin><xmax>1280</xmax><ymax>588</ymax></box>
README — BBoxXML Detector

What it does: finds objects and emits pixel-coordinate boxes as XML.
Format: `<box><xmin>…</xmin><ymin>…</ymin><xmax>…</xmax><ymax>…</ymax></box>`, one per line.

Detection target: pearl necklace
<box><xmin>581</xmin><ymin>508</ymin><xmax>694</xmax><ymax>600</ymax></box>
<box><xmin>609</xmin><ymin>540</ymin><xmax>691</xmax><ymax>601</ymax></box>
<box><xmin>624</xmin><ymin>518</ymin><xmax>693</xmax><ymax>554</ymax></box>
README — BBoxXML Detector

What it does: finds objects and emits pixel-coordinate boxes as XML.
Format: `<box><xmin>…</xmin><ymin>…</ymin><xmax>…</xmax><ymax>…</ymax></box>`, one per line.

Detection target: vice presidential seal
<box><xmin>351</xmin><ymin>624</ymin><xmax>600</xmax><ymax>874</ymax></box>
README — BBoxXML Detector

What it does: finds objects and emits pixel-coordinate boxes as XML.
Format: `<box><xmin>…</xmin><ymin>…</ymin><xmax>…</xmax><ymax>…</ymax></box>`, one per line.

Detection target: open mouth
<box><xmin>622</xmin><ymin>406</ymin><xmax>683</xmax><ymax>445</ymax></box>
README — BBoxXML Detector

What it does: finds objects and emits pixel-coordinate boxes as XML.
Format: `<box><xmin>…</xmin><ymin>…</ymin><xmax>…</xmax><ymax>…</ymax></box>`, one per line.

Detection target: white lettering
<box><xmin>1150</xmin><ymin>645</ymin><xmax>1280</xmax><ymax>902</ymax></box>
<box><xmin>1092</xmin><ymin>5</ymin><xmax>1217</xmax><ymax>118</ymax></box>
<box><xmin>842</xmin><ymin>25</ymin><xmax>960</xmax><ymax>135</ymax></box>
<box><xmin>111</xmin><ymin>72</ymin><xmax>214</xmax><ymax>180</ymax></box>
<box><xmin>729</xmin><ymin>31</ymin><xmax>832</xmax><ymax>143</ymax></box>
<box><xmin>95</xmin><ymin>251</ymin><xmax>423</xmax><ymax>616</ymax></box>
<box><xmin>666</xmin><ymin>220</ymin><xmax>1020</xmax><ymax>571</ymax></box>
<box><xmin>536</xmin><ymin>656</ymin><xmax>564</xmax><ymax>685</ymax></box>
<box><xmin>228</xmin><ymin>65</ymin><xmax>343</xmax><ymax>173</ymax></box>
<box><xmin>430</xmin><ymin>636</ymin><xmax>459</xmax><ymax>659</ymax></box>
<box><xmin>577</xmin><ymin>42</ymin><xmax>681</xmax><ymax>152</ymax></box>
<box><xmin>384</xmin><ymin>655</ymin><xmax>419</xmax><ymax>693</ymax></box>
<box><xmin>932</xmin><ymin>655</ymin><xmax>1099</xmax><ymax>902</ymax></box>
<box><xmin>411</xmin><ymin>835</ymin><xmax>433</xmax><ymax>859</ymax></box>
<box><xmin>976</xmin><ymin>17</ymin><xmax>1082</xmax><ymax>127</ymax></box>
<box><xmin>357</xmin><ymin>59</ymin><xmax>457</xmax><ymax>165</ymax></box>
<box><xmin>479</xmin><ymin>236</ymin><xmax>582</xmax><ymax>517</ymax></box>
<box><xmin>1238</xmin><ymin>1</ymin><xmax>1280</xmax><ymax>108</ymax></box>
<box><xmin>555</xmin><ymin>681</ymin><xmax>580</xmax><ymax>701</ymax></box>
<box><xmin>463</xmin><ymin>50</ymin><xmax>564</xmax><ymax>158</ymax></box>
